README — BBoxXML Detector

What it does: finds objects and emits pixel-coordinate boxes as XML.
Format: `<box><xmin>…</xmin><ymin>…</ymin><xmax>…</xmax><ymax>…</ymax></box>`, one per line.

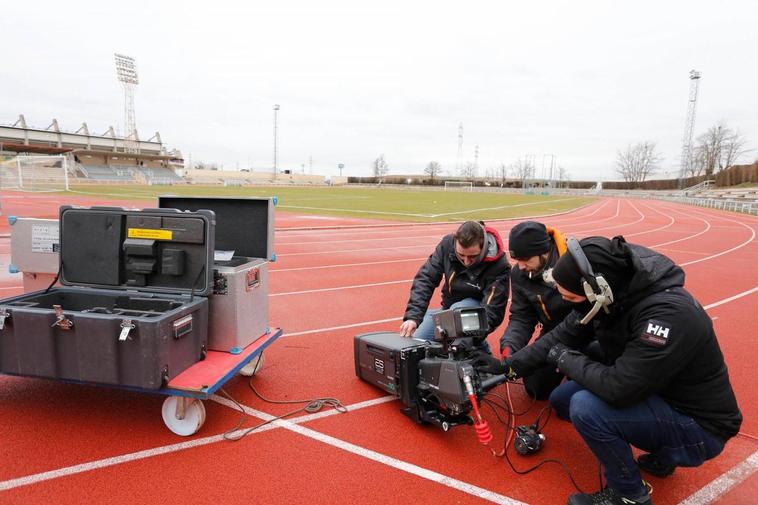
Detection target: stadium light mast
<box><xmin>678</xmin><ymin>69</ymin><xmax>702</xmax><ymax>187</ymax></box>
<box><xmin>273</xmin><ymin>104</ymin><xmax>280</xmax><ymax>176</ymax></box>
<box><xmin>114</xmin><ymin>53</ymin><xmax>139</xmax><ymax>153</ymax></box>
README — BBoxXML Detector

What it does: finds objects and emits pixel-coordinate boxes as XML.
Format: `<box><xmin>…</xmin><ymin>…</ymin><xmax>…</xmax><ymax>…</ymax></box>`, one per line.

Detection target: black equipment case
<box><xmin>0</xmin><ymin>206</ymin><xmax>214</xmax><ymax>389</ymax></box>
<box><xmin>354</xmin><ymin>331</ymin><xmax>427</xmax><ymax>406</ymax></box>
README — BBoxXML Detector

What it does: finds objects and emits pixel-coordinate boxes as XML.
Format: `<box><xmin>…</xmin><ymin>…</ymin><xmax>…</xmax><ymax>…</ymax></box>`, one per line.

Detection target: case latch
<box><xmin>119</xmin><ymin>319</ymin><xmax>136</xmax><ymax>341</ymax></box>
<box><xmin>0</xmin><ymin>309</ymin><xmax>9</xmax><ymax>330</ymax></box>
<box><xmin>51</xmin><ymin>305</ymin><xmax>74</xmax><ymax>330</ymax></box>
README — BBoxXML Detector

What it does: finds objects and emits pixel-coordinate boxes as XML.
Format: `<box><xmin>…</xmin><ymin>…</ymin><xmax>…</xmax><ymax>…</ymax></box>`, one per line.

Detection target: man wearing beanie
<box><xmin>484</xmin><ymin>236</ymin><xmax>742</xmax><ymax>505</ymax></box>
<box><xmin>499</xmin><ymin>221</ymin><xmax>575</xmax><ymax>399</ymax></box>
<box><xmin>400</xmin><ymin>221</ymin><xmax>510</xmax><ymax>341</ymax></box>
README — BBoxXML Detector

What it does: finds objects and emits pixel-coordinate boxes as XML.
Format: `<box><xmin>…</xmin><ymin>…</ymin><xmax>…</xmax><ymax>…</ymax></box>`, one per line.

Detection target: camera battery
<box><xmin>354</xmin><ymin>331</ymin><xmax>427</xmax><ymax>406</ymax></box>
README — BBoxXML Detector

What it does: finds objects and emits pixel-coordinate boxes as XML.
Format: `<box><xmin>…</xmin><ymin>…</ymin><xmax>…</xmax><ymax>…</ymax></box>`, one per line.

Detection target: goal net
<box><xmin>444</xmin><ymin>180</ymin><xmax>474</xmax><ymax>191</ymax></box>
<box><xmin>0</xmin><ymin>155</ymin><xmax>70</xmax><ymax>192</ymax></box>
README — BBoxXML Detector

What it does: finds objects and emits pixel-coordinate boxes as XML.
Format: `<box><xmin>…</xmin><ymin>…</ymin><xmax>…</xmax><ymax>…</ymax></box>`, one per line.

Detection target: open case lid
<box><xmin>58</xmin><ymin>206</ymin><xmax>215</xmax><ymax>296</ymax></box>
<box><xmin>157</xmin><ymin>196</ymin><xmax>274</xmax><ymax>260</ymax></box>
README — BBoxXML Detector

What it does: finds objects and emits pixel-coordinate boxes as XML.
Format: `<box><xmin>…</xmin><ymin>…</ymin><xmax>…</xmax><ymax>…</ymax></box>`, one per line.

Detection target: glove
<box><xmin>546</xmin><ymin>343</ymin><xmax>570</xmax><ymax>367</ymax></box>
<box><xmin>471</xmin><ymin>350</ymin><xmax>510</xmax><ymax>375</ymax></box>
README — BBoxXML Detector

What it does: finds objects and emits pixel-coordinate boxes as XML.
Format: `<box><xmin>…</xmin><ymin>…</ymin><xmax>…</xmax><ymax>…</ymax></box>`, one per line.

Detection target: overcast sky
<box><xmin>2</xmin><ymin>0</ymin><xmax>757</xmax><ymax>180</ymax></box>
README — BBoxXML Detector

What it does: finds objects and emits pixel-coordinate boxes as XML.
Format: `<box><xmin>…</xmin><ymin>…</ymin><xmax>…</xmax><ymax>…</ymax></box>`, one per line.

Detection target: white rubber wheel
<box><xmin>239</xmin><ymin>353</ymin><xmax>265</xmax><ymax>377</ymax></box>
<box><xmin>161</xmin><ymin>396</ymin><xmax>206</xmax><ymax>436</ymax></box>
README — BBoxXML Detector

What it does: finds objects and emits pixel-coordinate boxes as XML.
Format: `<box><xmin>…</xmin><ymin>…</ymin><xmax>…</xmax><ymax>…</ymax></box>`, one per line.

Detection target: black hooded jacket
<box><xmin>500</xmin><ymin>226</ymin><xmax>575</xmax><ymax>355</ymax></box>
<box><xmin>403</xmin><ymin>226</ymin><xmax>510</xmax><ymax>334</ymax></box>
<box><xmin>508</xmin><ymin>236</ymin><xmax>743</xmax><ymax>440</ymax></box>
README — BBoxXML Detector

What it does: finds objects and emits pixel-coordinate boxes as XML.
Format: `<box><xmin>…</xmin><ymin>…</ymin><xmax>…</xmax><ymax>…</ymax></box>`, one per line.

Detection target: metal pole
<box><xmin>273</xmin><ymin>104</ymin><xmax>280</xmax><ymax>176</ymax></box>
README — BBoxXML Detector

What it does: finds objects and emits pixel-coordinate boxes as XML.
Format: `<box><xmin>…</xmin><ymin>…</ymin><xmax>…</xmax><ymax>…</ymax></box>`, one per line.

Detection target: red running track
<box><xmin>0</xmin><ymin>194</ymin><xmax>757</xmax><ymax>505</ymax></box>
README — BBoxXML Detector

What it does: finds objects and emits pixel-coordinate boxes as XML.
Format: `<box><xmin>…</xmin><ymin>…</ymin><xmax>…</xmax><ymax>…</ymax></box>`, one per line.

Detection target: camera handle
<box><xmin>462</xmin><ymin>373</ymin><xmax>493</xmax><ymax>445</ymax></box>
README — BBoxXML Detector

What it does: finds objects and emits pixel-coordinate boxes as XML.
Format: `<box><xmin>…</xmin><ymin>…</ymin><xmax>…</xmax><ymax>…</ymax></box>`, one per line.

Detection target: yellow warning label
<box><xmin>128</xmin><ymin>228</ymin><xmax>173</xmax><ymax>240</ymax></box>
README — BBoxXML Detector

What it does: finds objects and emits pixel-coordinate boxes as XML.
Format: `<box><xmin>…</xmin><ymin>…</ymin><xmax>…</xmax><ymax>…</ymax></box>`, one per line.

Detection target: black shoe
<box><xmin>567</xmin><ymin>487</ymin><xmax>652</xmax><ymax>505</ymax></box>
<box><xmin>637</xmin><ymin>453</ymin><xmax>676</xmax><ymax>478</ymax></box>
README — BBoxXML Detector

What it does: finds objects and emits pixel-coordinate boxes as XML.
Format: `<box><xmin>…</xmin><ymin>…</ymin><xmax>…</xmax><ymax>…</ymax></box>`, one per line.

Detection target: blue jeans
<box><xmin>549</xmin><ymin>381</ymin><xmax>725</xmax><ymax>499</ymax></box>
<box><xmin>414</xmin><ymin>298</ymin><xmax>491</xmax><ymax>352</ymax></box>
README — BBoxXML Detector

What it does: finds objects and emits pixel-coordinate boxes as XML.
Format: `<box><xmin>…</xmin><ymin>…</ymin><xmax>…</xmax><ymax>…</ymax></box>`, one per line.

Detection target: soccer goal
<box><xmin>0</xmin><ymin>155</ymin><xmax>70</xmax><ymax>192</ymax></box>
<box><xmin>444</xmin><ymin>180</ymin><xmax>474</xmax><ymax>191</ymax></box>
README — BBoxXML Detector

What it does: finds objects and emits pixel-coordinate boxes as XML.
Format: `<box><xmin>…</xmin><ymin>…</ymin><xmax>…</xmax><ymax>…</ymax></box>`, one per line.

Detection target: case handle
<box><xmin>172</xmin><ymin>315</ymin><xmax>193</xmax><ymax>339</ymax></box>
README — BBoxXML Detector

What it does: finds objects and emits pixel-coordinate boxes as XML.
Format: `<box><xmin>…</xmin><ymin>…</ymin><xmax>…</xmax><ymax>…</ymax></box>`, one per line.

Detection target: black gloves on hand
<box><xmin>471</xmin><ymin>350</ymin><xmax>511</xmax><ymax>376</ymax></box>
<box><xmin>546</xmin><ymin>343</ymin><xmax>570</xmax><ymax>367</ymax></box>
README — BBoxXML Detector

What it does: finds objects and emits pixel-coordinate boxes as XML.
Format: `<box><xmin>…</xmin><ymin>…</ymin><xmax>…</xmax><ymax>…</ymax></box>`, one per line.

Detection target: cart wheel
<box><xmin>239</xmin><ymin>353</ymin><xmax>265</xmax><ymax>377</ymax></box>
<box><xmin>161</xmin><ymin>396</ymin><xmax>206</xmax><ymax>436</ymax></box>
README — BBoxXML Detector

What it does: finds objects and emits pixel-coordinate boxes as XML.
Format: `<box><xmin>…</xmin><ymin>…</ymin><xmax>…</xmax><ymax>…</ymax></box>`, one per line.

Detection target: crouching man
<box><xmin>476</xmin><ymin>235</ymin><xmax>742</xmax><ymax>505</ymax></box>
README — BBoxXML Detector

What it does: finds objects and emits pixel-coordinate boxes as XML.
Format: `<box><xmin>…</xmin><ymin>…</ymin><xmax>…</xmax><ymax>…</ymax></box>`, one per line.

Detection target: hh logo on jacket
<box><xmin>640</xmin><ymin>320</ymin><xmax>671</xmax><ymax>347</ymax></box>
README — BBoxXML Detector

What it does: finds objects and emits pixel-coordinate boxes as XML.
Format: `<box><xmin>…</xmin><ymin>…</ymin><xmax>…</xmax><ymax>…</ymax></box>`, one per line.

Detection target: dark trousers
<box><xmin>523</xmin><ymin>363</ymin><xmax>564</xmax><ymax>400</ymax></box>
<box><xmin>549</xmin><ymin>381</ymin><xmax>725</xmax><ymax>498</ymax></box>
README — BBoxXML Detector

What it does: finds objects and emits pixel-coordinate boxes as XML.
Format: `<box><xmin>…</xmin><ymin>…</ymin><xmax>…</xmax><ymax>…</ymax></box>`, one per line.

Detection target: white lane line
<box><xmin>283</xmin><ymin>317</ymin><xmax>402</xmax><ymax>337</ymax></box>
<box><xmin>279</xmin><ymin>204</ymin><xmax>431</xmax><ymax>218</ymax></box>
<box><xmin>276</xmin><ymin>233</ymin><xmax>445</xmax><ymax>246</ymax></box>
<box><xmin>679</xmin><ymin>214</ymin><xmax>755</xmax><ymax>267</ymax></box>
<box><xmin>271</xmin><ymin>279</ymin><xmax>411</xmax><ymax>297</ymax></box>
<box><xmin>270</xmin><ymin>257</ymin><xmax>427</xmax><ymax>273</ymax></box>
<box><xmin>0</xmin><ymin>395</ymin><xmax>396</xmax><ymax>492</ymax></box>
<box><xmin>678</xmin><ymin>450</ymin><xmax>758</xmax><ymax>505</ymax></box>
<box><xmin>428</xmin><ymin>197</ymin><xmax>580</xmax><ymax>217</ymax></box>
<box><xmin>210</xmin><ymin>396</ymin><xmax>526</xmax><ymax>505</ymax></box>
<box><xmin>623</xmin><ymin>200</ymin><xmax>676</xmax><ymax>237</ymax></box>
<box><xmin>276</xmin><ymin>242</ymin><xmax>435</xmax><ymax>257</ymax></box>
<box><xmin>703</xmin><ymin>286</ymin><xmax>758</xmax><ymax>310</ymax></box>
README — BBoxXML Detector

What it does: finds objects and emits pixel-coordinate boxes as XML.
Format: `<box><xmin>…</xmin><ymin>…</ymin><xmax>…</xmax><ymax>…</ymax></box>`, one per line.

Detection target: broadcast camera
<box><xmin>354</xmin><ymin>307</ymin><xmax>509</xmax><ymax>431</ymax></box>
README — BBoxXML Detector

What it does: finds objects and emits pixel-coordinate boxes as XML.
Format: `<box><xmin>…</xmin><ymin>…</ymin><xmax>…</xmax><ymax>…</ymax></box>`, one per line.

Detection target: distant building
<box><xmin>0</xmin><ymin>115</ymin><xmax>184</xmax><ymax>176</ymax></box>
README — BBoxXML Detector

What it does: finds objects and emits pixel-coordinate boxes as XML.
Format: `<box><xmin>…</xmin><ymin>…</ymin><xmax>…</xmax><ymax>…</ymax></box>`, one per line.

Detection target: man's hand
<box><xmin>546</xmin><ymin>343</ymin><xmax>570</xmax><ymax>367</ymax></box>
<box><xmin>399</xmin><ymin>320</ymin><xmax>418</xmax><ymax>337</ymax></box>
<box><xmin>471</xmin><ymin>349</ymin><xmax>510</xmax><ymax>375</ymax></box>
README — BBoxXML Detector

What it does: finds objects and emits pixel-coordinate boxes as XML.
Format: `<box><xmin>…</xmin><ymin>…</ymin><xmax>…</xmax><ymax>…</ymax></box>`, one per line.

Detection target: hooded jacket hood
<box><xmin>481</xmin><ymin>225</ymin><xmax>506</xmax><ymax>263</ymax></box>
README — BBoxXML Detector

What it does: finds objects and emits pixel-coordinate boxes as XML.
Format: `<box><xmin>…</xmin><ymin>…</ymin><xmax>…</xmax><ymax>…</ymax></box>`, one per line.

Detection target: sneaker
<box><xmin>567</xmin><ymin>487</ymin><xmax>652</xmax><ymax>505</ymax></box>
<box><xmin>637</xmin><ymin>453</ymin><xmax>676</xmax><ymax>478</ymax></box>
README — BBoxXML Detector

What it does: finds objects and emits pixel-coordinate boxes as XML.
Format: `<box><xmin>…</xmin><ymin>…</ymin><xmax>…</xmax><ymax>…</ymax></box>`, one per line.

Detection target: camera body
<box><xmin>354</xmin><ymin>307</ymin><xmax>506</xmax><ymax>431</ymax></box>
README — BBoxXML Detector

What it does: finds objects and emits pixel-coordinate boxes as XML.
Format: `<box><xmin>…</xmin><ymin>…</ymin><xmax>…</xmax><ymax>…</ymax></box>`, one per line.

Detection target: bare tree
<box><xmin>372</xmin><ymin>154</ymin><xmax>388</xmax><ymax>178</ymax></box>
<box><xmin>424</xmin><ymin>161</ymin><xmax>441</xmax><ymax>182</ymax></box>
<box><xmin>459</xmin><ymin>161</ymin><xmax>476</xmax><ymax>180</ymax></box>
<box><xmin>691</xmin><ymin>123</ymin><xmax>749</xmax><ymax>177</ymax></box>
<box><xmin>615</xmin><ymin>142</ymin><xmax>661</xmax><ymax>185</ymax></box>
<box><xmin>512</xmin><ymin>157</ymin><xmax>535</xmax><ymax>186</ymax></box>
<box><xmin>497</xmin><ymin>163</ymin><xmax>508</xmax><ymax>186</ymax></box>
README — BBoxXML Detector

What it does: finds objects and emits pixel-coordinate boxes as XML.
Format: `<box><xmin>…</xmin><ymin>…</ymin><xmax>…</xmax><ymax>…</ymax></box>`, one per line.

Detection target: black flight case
<box><xmin>0</xmin><ymin>206</ymin><xmax>214</xmax><ymax>389</ymax></box>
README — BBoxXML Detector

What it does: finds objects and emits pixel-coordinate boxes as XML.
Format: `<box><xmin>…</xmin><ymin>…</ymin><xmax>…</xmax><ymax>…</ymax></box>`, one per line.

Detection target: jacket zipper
<box><xmin>538</xmin><ymin>294</ymin><xmax>552</xmax><ymax>321</ymax></box>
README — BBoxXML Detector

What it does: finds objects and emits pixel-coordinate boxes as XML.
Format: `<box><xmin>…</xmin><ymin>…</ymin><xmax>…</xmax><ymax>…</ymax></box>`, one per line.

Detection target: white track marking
<box><xmin>677</xmin><ymin>450</ymin><xmax>758</xmax><ymax>505</ymax></box>
<box><xmin>282</xmin><ymin>317</ymin><xmax>402</xmax><ymax>337</ymax></box>
<box><xmin>703</xmin><ymin>286</ymin><xmax>758</xmax><ymax>310</ymax></box>
<box><xmin>623</xmin><ymin>201</ymin><xmax>676</xmax><ymax>237</ymax></box>
<box><xmin>270</xmin><ymin>257</ymin><xmax>427</xmax><ymax>273</ymax></box>
<box><xmin>428</xmin><ymin>197</ymin><xmax>580</xmax><ymax>217</ymax></box>
<box><xmin>271</xmin><ymin>279</ymin><xmax>411</xmax><ymax>297</ymax></box>
<box><xmin>0</xmin><ymin>395</ymin><xmax>395</xmax><ymax>492</ymax></box>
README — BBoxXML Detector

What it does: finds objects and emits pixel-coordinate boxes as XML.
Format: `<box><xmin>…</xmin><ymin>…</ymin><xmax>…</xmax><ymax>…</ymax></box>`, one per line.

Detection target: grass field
<box><xmin>68</xmin><ymin>184</ymin><xmax>596</xmax><ymax>222</ymax></box>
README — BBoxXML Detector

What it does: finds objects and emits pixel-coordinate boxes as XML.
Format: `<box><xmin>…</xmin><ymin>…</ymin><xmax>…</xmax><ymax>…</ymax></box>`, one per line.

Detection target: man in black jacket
<box><xmin>477</xmin><ymin>236</ymin><xmax>742</xmax><ymax>505</ymax></box>
<box><xmin>500</xmin><ymin>221</ymin><xmax>575</xmax><ymax>399</ymax></box>
<box><xmin>400</xmin><ymin>221</ymin><xmax>510</xmax><ymax>341</ymax></box>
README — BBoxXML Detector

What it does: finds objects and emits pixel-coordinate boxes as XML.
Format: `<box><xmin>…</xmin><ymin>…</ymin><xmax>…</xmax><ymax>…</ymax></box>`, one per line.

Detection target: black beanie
<box><xmin>552</xmin><ymin>249</ymin><xmax>584</xmax><ymax>295</ymax></box>
<box><xmin>553</xmin><ymin>237</ymin><xmax>633</xmax><ymax>295</ymax></box>
<box><xmin>509</xmin><ymin>221</ymin><xmax>551</xmax><ymax>259</ymax></box>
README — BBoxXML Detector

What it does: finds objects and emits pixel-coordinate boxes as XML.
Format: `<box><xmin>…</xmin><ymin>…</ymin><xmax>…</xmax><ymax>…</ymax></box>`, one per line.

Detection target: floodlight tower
<box><xmin>114</xmin><ymin>53</ymin><xmax>139</xmax><ymax>153</ymax></box>
<box><xmin>273</xmin><ymin>104</ymin><xmax>280</xmax><ymax>175</ymax></box>
<box><xmin>679</xmin><ymin>70</ymin><xmax>702</xmax><ymax>185</ymax></box>
<box><xmin>456</xmin><ymin>122</ymin><xmax>464</xmax><ymax>174</ymax></box>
